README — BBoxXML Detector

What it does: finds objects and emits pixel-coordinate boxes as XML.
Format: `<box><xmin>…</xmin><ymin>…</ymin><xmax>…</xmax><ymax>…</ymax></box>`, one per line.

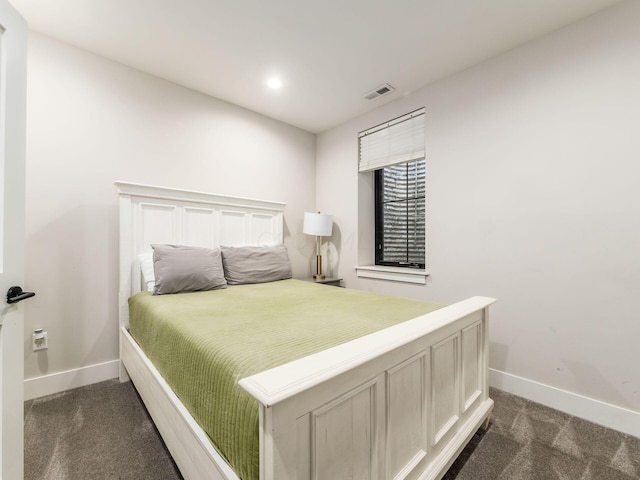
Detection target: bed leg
<box><xmin>119</xmin><ymin>361</ymin><xmax>130</xmax><ymax>382</ymax></box>
<box><xmin>480</xmin><ymin>415</ymin><xmax>491</xmax><ymax>432</ymax></box>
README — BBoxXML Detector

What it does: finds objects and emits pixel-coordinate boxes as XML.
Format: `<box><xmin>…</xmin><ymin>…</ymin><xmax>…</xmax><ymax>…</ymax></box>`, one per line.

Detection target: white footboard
<box><xmin>239</xmin><ymin>296</ymin><xmax>494</xmax><ymax>480</ymax></box>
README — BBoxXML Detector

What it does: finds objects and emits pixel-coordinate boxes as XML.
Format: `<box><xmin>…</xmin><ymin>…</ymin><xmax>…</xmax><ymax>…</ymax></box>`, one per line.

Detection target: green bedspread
<box><xmin>129</xmin><ymin>279</ymin><xmax>443</xmax><ymax>480</ymax></box>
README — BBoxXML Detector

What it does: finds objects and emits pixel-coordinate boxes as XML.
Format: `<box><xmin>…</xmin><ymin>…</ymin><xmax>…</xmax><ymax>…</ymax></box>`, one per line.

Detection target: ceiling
<box><xmin>11</xmin><ymin>0</ymin><xmax>624</xmax><ymax>133</ymax></box>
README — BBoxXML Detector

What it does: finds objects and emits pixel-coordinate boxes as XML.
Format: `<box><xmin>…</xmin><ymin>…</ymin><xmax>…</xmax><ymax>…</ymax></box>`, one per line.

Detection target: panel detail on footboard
<box><xmin>431</xmin><ymin>333</ymin><xmax>460</xmax><ymax>446</ymax></box>
<box><xmin>387</xmin><ymin>353</ymin><xmax>427</xmax><ymax>479</ymax></box>
<box><xmin>312</xmin><ymin>379</ymin><xmax>377</xmax><ymax>480</ymax></box>
<box><xmin>462</xmin><ymin>322</ymin><xmax>482</xmax><ymax>413</ymax></box>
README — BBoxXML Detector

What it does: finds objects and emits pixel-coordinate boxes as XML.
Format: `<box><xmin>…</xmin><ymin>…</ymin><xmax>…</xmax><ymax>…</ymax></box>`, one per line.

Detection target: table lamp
<box><xmin>303</xmin><ymin>211</ymin><xmax>333</xmax><ymax>280</ymax></box>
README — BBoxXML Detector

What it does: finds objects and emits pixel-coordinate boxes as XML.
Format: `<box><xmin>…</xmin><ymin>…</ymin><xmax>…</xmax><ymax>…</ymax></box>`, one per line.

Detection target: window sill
<box><xmin>355</xmin><ymin>265</ymin><xmax>429</xmax><ymax>285</ymax></box>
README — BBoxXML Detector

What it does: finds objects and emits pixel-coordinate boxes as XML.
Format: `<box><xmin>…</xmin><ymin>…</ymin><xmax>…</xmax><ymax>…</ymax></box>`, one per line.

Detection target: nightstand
<box><xmin>301</xmin><ymin>277</ymin><xmax>343</xmax><ymax>287</ymax></box>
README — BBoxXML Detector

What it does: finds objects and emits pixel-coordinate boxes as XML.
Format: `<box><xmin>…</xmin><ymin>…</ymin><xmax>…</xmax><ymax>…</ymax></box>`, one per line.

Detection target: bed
<box><xmin>116</xmin><ymin>181</ymin><xmax>495</xmax><ymax>480</ymax></box>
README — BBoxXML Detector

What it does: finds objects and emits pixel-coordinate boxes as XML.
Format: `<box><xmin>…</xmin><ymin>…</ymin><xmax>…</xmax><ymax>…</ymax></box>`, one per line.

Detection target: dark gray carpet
<box><xmin>24</xmin><ymin>379</ymin><xmax>182</xmax><ymax>480</ymax></box>
<box><xmin>25</xmin><ymin>380</ymin><xmax>639</xmax><ymax>480</ymax></box>
<box><xmin>443</xmin><ymin>388</ymin><xmax>640</xmax><ymax>480</ymax></box>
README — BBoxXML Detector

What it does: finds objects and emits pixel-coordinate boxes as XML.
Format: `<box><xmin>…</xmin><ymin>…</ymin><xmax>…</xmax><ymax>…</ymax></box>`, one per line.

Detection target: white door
<box><xmin>0</xmin><ymin>1</ymin><xmax>28</xmax><ymax>479</ymax></box>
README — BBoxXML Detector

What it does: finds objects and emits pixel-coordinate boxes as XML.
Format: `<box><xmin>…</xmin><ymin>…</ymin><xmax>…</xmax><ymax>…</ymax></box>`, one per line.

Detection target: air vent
<box><xmin>364</xmin><ymin>83</ymin><xmax>395</xmax><ymax>100</ymax></box>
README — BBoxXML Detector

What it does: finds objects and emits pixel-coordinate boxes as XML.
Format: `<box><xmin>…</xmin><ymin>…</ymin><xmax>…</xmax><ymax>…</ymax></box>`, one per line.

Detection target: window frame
<box><xmin>356</xmin><ymin>107</ymin><xmax>428</xmax><ymax>283</ymax></box>
<box><xmin>374</xmin><ymin>159</ymin><xmax>426</xmax><ymax>269</ymax></box>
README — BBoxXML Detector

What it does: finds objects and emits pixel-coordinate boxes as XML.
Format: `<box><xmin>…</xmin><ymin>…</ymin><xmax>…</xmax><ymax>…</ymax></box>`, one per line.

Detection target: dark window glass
<box><xmin>375</xmin><ymin>159</ymin><xmax>425</xmax><ymax>268</ymax></box>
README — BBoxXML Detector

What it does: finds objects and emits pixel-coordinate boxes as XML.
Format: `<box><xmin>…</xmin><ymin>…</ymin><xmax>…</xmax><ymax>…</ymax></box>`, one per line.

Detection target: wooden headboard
<box><xmin>115</xmin><ymin>181</ymin><xmax>286</xmax><ymax>329</ymax></box>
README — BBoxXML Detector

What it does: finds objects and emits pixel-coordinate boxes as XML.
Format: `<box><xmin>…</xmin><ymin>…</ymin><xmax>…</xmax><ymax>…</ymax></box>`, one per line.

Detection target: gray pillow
<box><xmin>152</xmin><ymin>244</ymin><xmax>227</xmax><ymax>295</ymax></box>
<box><xmin>221</xmin><ymin>244</ymin><xmax>292</xmax><ymax>285</ymax></box>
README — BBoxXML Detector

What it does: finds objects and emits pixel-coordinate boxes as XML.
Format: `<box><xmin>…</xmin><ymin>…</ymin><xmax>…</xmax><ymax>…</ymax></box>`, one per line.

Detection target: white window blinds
<box><xmin>358</xmin><ymin>107</ymin><xmax>425</xmax><ymax>173</ymax></box>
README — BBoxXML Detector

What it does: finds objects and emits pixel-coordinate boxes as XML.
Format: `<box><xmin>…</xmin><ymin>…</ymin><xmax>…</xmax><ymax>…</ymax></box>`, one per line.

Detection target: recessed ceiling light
<box><xmin>267</xmin><ymin>77</ymin><xmax>283</xmax><ymax>89</ymax></box>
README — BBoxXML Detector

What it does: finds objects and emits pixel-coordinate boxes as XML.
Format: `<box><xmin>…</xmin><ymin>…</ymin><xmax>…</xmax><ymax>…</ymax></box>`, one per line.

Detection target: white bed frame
<box><xmin>116</xmin><ymin>181</ymin><xmax>495</xmax><ymax>480</ymax></box>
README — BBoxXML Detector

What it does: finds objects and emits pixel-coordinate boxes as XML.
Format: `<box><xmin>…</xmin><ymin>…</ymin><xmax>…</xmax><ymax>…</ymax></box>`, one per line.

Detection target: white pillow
<box><xmin>137</xmin><ymin>252</ymin><xmax>155</xmax><ymax>292</ymax></box>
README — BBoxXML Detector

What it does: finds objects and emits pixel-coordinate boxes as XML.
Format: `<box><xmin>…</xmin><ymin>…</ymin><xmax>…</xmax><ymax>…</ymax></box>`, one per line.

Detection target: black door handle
<box><xmin>7</xmin><ymin>286</ymin><xmax>35</xmax><ymax>304</ymax></box>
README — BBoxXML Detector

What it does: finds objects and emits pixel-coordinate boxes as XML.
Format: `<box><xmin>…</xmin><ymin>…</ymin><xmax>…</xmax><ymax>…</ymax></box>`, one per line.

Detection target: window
<box><xmin>375</xmin><ymin>159</ymin><xmax>425</xmax><ymax>268</ymax></box>
<box><xmin>358</xmin><ymin>108</ymin><xmax>426</xmax><ymax>274</ymax></box>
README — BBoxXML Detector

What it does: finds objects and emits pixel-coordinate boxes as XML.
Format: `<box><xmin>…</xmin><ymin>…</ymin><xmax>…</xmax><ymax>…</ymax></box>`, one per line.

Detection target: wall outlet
<box><xmin>32</xmin><ymin>330</ymin><xmax>48</xmax><ymax>351</ymax></box>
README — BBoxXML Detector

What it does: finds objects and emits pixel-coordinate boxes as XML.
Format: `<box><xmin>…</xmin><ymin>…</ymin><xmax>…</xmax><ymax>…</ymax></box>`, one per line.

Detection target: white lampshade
<box><xmin>303</xmin><ymin>212</ymin><xmax>333</xmax><ymax>237</ymax></box>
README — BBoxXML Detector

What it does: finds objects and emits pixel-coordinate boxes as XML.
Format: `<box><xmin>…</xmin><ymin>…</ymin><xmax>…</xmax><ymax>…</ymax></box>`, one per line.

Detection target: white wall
<box><xmin>317</xmin><ymin>0</ymin><xmax>640</xmax><ymax>426</ymax></box>
<box><xmin>24</xmin><ymin>33</ymin><xmax>316</xmax><ymax>393</ymax></box>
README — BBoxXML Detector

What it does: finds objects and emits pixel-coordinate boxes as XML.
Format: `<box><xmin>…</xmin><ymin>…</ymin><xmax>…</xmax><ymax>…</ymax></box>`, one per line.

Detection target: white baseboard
<box><xmin>23</xmin><ymin>362</ymin><xmax>639</xmax><ymax>438</ymax></box>
<box><xmin>24</xmin><ymin>360</ymin><xmax>120</xmax><ymax>400</ymax></box>
<box><xmin>490</xmin><ymin>368</ymin><xmax>640</xmax><ymax>438</ymax></box>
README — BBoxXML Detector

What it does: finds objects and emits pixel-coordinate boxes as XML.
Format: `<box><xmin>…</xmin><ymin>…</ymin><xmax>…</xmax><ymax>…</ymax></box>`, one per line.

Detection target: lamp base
<box><xmin>313</xmin><ymin>253</ymin><xmax>325</xmax><ymax>281</ymax></box>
